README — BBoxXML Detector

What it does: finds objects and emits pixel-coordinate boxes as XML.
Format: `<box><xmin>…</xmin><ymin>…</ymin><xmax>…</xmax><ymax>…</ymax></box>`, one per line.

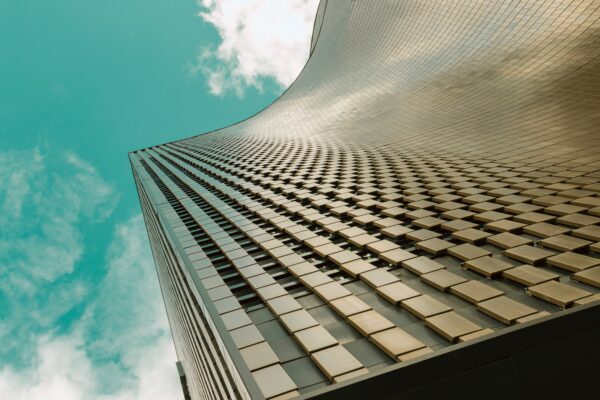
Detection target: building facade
<box><xmin>131</xmin><ymin>1</ymin><xmax>600</xmax><ymax>399</ymax></box>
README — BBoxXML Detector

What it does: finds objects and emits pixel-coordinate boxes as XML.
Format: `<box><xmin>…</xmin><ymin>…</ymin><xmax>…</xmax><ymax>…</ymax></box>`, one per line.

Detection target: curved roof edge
<box><xmin>130</xmin><ymin>0</ymin><xmax>327</xmax><ymax>153</ymax></box>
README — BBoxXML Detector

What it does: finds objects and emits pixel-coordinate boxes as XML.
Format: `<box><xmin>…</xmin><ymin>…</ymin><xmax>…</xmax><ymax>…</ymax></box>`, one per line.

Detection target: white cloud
<box><xmin>0</xmin><ymin>335</ymin><xmax>95</xmax><ymax>400</ymax></box>
<box><xmin>81</xmin><ymin>215</ymin><xmax>179</xmax><ymax>395</ymax></box>
<box><xmin>0</xmin><ymin>147</ymin><xmax>119</xmax><ymax>284</ymax></box>
<box><xmin>0</xmin><ymin>146</ymin><xmax>119</xmax><ymax>362</ymax></box>
<box><xmin>0</xmin><ymin>147</ymin><xmax>44</xmax><ymax>221</ymax></box>
<box><xmin>0</xmin><ymin>215</ymin><xmax>181</xmax><ymax>400</ymax></box>
<box><xmin>0</xmin><ymin>332</ymin><xmax>179</xmax><ymax>400</ymax></box>
<box><xmin>0</xmin><ymin>146</ymin><xmax>179</xmax><ymax>399</ymax></box>
<box><xmin>193</xmin><ymin>0</ymin><xmax>320</xmax><ymax>96</ymax></box>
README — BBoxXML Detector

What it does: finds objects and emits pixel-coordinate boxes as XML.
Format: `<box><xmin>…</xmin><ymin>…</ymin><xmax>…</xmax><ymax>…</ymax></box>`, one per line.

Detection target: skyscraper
<box><xmin>130</xmin><ymin>1</ymin><xmax>600</xmax><ymax>399</ymax></box>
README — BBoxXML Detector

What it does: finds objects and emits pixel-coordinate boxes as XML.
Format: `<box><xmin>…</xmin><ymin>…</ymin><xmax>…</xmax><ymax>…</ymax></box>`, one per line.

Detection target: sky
<box><xmin>0</xmin><ymin>0</ymin><xmax>319</xmax><ymax>398</ymax></box>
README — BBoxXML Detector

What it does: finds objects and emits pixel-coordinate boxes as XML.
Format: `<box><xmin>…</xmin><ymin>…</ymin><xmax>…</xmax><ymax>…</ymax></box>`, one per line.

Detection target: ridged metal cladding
<box><xmin>131</xmin><ymin>1</ymin><xmax>600</xmax><ymax>399</ymax></box>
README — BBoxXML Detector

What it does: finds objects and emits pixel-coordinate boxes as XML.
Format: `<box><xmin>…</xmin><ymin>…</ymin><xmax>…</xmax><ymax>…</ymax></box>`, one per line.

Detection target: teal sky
<box><xmin>0</xmin><ymin>0</ymin><xmax>317</xmax><ymax>398</ymax></box>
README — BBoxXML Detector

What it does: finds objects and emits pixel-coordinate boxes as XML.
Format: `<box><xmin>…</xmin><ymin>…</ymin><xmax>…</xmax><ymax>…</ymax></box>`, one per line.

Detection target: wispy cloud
<box><xmin>0</xmin><ymin>146</ymin><xmax>119</xmax><ymax>361</ymax></box>
<box><xmin>0</xmin><ymin>147</ymin><xmax>180</xmax><ymax>399</ymax></box>
<box><xmin>191</xmin><ymin>0</ymin><xmax>320</xmax><ymax>96</ymax></box>
<box><xmin>0</xmin><ymin>335</ymin><xmax>96</xmax><ymax>400</ymax></box>
<box><xmin>80</xmin><ymin>215</ymin><xmax>179</xmax><ymax>396</ymax></box>
<box><xmin>0</xmin><ymin>214</ymin><xmax>180</xmax><ymax>400</ymax></box>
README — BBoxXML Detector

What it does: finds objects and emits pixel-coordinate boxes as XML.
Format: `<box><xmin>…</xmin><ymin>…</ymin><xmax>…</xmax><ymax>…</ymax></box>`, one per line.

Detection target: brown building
<box><xmin>130</xmin><ymin>1</ymin><xmax>600</xmax><ymax>399</ymax></box>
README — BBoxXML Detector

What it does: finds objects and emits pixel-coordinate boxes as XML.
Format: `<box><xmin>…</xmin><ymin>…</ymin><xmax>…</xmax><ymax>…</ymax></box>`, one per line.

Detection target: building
<box><xmin>130</xmin><ymin>1</ymin><xmax>600</xmax><ymax>399</ymax></box>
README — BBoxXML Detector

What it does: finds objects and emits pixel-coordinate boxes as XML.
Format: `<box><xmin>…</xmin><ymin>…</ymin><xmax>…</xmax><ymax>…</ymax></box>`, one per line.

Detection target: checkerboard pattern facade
<box><xmin>131</xmin><ymin>1</ymin><xmax>600</xmax><ymax>399</ymax></box>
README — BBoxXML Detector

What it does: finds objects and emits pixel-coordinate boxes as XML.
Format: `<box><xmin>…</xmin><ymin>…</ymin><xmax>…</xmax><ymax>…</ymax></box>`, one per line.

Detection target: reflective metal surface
<box><xmin>131</xmin><ymin>1</ymin><xmax>600</xmax><ymax>399</ymax></box>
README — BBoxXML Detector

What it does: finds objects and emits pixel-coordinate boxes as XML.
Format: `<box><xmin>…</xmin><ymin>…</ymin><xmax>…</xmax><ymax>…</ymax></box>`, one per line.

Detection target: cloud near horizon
<box><xmin>192</xmin><ymin>0</ymin><xmax>320</xmax><ymax>96</ymax></box>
